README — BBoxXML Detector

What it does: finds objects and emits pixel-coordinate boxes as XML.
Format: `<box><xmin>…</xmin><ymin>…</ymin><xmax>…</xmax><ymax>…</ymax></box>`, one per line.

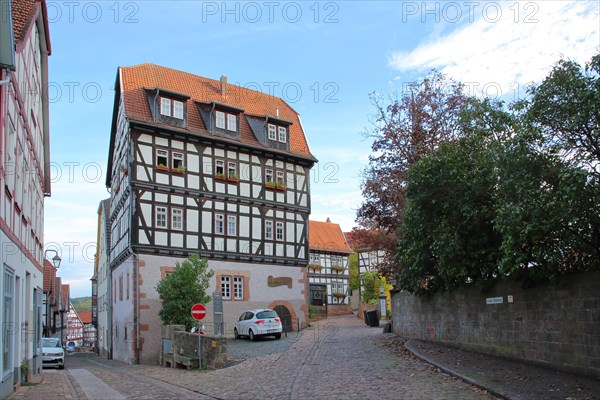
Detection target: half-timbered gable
<box><xmin>308</xmin><ymin>219</ymin><xmax>353</xmax><ymax>316</ymax></box>
<box><xmin>105</xmin><ymin>63</ymin><xmax>316</xmax><ymax>364</ymax></box>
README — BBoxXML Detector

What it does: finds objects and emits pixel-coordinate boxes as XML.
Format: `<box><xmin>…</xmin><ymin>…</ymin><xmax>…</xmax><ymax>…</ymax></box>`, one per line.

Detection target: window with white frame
<box><xmin>278</xmin><ymin>126</ymin><xmax>287</xmax><ymax>143</ymax></box>
<box><xmin>227</xmin><ymin>215</ymin><xmax>237</xmax><ymax>236</ymax></box>
<box><xmin>156</xmin><ymin>149</ymin><xmax>168</xmax><ymax>168</ymax></box>
<box><xmin>331</xmin><ymin>281</ymin><xmax>344</xmax><ymax>294</ymax></box>
<box><xmin>215</xmin><ymin>111</ymin><xmax>226</xmax><ymax>129</ymax></box>
<box><xmin>215</xmin><ymin>214</ymin><xmax>224</xmax><ymax>234</ymax></box>
<box><xmin>215</xmin><ymin>159</ymin><xmax>225</xmax><ymax>177</ymax></box>
<box><xmin>172</xmin><ymin>208</ymin><xmax>183</xmax><ymax>230</ymax></box>
<box><xmin>228</xmin><ymin>162</ymin><xmax>237</xmax><ymax>179</ymax></box>
<box><xmin>156</xmin><ymin>206</ymin><xmax>167</xmax><ymax>228</ymax></box>
<box><xmin>160</xmin><ymin>98</ymin><xmax>171</xmax><ymax>116</ymax></box>
<box><xmin>234</xmin><ymin>276</ymin><xmax>243</xmax><ymax>300</ymax></box>
<box><xmin>227</xmin><ymin>114</ymin><xmax>237</xmax><ymax>131</ymax></box>
<box><xmin>310</xmin><ymin>253</ymin><xmax>320</xmax><ymax>264</ymax></box>
<box><xmin>221</xmin><ymin>276</ymin><xmax>231</xmax><ymax>299</ymax></box>
<box><xmin>265</xmin><ymin>169</ymin><xmax>273</xmax><ymax>183</ymax></box>
<box><xmin>268</xmin><ymin>124</ymin><xmax>277</xmax><ymax>140</ymax></box>
<box><xmin>265</xmin><ymin>220</ymin><xmax>273</xmax><ymax>240</ymax></box>
<box><xmin>275</xmin><ymin>221</ymin><xmax>284</xmax><ymax>241</ymax></box>
<box><xmin>172</xmin><ymin>152</ymin><xmax>184</xmax><ymax>170</ymax></box>
<box><xmin>173</xmin><ymin>100</ymin><xmax>184</xmax><ymax>119</ymax></box>
<box><xmin>276</xmin><ymin>171</ymin><xmax>285</xmax><ymax>185</ymax></box>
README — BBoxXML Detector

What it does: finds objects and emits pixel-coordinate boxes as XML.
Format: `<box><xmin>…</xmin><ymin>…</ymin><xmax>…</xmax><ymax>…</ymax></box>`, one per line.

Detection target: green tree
<box><xmin>360</xmin><ymin>271</ymin><xmax>386</xmax><ymax>303</ymax></box>
<box><xmin>348</xmin><ymin>253</ymin><xmax>360</xmax><ymax>291</ymax></box>
<box><xmin>155</xmin><ymin>254</ymin><xmax>214</xmax><ymax>330</ymax></box>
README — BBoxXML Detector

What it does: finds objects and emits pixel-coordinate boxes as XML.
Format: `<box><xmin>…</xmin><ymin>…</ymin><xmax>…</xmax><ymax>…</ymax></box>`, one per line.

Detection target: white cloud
<box><xmin>389</xmin><ymin>1</ymin><xmax>599</xmax><ymax>99</ymax></box>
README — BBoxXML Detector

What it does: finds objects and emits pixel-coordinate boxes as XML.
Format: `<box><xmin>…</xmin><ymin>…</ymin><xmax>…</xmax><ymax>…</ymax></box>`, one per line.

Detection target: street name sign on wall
<box><xmin>191</xmin><ymin>303</ymin><xmax>206</xmax><ymax>320</ymax></box>
<box><xmin>486</xmin><ymin>297</ymin><xmax>503</xmax><ymax>305</ymax></box>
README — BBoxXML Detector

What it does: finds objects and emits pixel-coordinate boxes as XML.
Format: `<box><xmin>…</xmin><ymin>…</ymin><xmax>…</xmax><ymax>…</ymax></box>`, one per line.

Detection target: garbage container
<box><xmin>366</xmin><ymin>309</ymin><xmax>379</xmax><ymax>327</ymax></box>
<box><xmin>363</xmin><ymin>310</ymin><xmax>369</xmax><ymax>325</ymax></box>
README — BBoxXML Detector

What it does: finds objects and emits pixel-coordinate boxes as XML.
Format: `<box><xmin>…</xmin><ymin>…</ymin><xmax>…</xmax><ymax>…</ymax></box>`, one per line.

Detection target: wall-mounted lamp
<box><xmin>44</xmin><ymin>249</ymin><xmax>61</xmax><ymax>269</ymax></box>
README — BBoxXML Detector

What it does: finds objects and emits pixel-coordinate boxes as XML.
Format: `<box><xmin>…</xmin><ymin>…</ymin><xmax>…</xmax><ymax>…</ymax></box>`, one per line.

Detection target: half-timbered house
<box><xmin>307</xmin><ymin>219</ymin><xmax>353</xmax><ymax>316</ymax></box>
<box><xmin>105</xmin><ymin>63</ymin><xmax>316</xmax><ymax>364</ymax></box>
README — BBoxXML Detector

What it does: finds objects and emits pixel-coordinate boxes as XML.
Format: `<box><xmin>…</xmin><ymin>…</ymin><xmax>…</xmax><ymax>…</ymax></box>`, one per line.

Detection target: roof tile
<box><xmin>309</xmin><ymin>220</ymin><xmax>352</xmax><ymax>254</ymax></box>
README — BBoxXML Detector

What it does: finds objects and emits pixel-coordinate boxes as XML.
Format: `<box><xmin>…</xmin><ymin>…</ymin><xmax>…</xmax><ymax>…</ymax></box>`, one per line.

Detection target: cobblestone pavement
<box><xmin>227</xmin><ymin>331</ymin><xmax>301</xmax><ymax>361</ymax></box>
<box><xmin>9</xmin><ymin>315</ymin><xmax>497</xmax><ymax>399</ymax></box>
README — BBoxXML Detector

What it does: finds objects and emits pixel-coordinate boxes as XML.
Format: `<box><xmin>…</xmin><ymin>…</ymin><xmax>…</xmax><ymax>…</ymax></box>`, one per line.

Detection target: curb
<box><xmin>404</xmin><ymin>339</ymin><xmax>518</xmax><ymax>400</ymax></box>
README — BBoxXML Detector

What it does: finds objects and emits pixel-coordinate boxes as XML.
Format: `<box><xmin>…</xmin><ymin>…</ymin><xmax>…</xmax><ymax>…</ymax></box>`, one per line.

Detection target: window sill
<box><xmin>156</xmin><ymin>165</ymin><xmax>169</xmax><ymax>172</ymax></box>
<box><xmin>171</xmin><ymin>169</ymin><xmax>186</xmax><ymax>175</ymax></box>
<box><xmin>215</xmin><ymin>175</ymin><xmax>227</xmax><ymax>181</ymax></box>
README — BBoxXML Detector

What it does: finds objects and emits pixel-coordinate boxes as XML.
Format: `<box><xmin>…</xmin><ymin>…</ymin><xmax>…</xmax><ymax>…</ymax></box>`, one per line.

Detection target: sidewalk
<box><xmin>404</xmin><ymin>339</ymin><xmax>600</xmax><ymax>400</ymax></box>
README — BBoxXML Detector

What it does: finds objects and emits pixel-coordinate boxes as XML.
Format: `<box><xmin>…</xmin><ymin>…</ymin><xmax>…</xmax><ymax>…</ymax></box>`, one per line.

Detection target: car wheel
<box><xmin>274</xmin><ymin>333</ymin><xmax>281</xmax><ymax>340</ymax></box>
<box><xmin>249</xmin><ymin>329</ymin><xmax>255</xmax><ymax>341</ymax></box>
<box><xmin>234</xmin><ymin>328</ymin><xmax>239</xmax><ymax>339</ymax></box>
<box><xmin>58</xmin><ymin>364</ymin><xmax>64</xmax><ymax>370</ymax></box>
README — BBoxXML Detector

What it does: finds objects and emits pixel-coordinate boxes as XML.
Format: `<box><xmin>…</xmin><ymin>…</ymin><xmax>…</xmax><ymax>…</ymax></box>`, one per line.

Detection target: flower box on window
<box><xmin>156</xmin><ymin>164</ymin><xmax>169</xmax><ymax>172</ymax></box>
<box><xmin>228</xmin><ymin>172</ymin><xmax>239</xmax><ymax>182</ymax></box>
<box><xmin>309</xmin><ymin>264</ymin><xmax>322</xmax><ymax>271</ymax></box>
<box><xmin>331</xmin><ymin>265</ymin><xmax>345</xmax><ymax>273</ymax></box>
<box><xmin>172</xmin><ymin>166</ymin><xmax>186</xmax><ymax>174</ymax></box>
<box><xmin>332</xmin><ymin>292</ymin><xmax>346</xmax><ymax>299</ymax></box>
<box><xmin>265</xmin><ymin>181</ymin><xmax>286</xmax><ymax>191</ymax></box>
<box><xmin>215</xmin><ymin>173</ymin><xmax>227</xmax><ymax>181</ymax></box>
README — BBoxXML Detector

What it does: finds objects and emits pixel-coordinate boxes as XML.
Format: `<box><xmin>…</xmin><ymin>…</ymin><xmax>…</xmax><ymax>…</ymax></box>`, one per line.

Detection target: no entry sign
<box><xmin>191</xmin><ymin>303</ymin><xmax>206</xmax><ymax>320</ymax></box>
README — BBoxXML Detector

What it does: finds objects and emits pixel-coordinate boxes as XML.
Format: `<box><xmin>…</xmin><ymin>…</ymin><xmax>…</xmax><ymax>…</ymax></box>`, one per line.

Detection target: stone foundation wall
<box><xmin>391</xmin><ymin>272</ymin><xmax>600</xmax><ymax>379</ymax></box>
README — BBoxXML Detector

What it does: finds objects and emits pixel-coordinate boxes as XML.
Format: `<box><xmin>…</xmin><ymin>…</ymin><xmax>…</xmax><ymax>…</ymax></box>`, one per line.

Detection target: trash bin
<box><xmin>366</xmin><ymin>309</ymin><xmax>379</xmax><ymax>327</ymax></box>
<box><xmin>363</xmin><ymin>310</ymin><xmax>369</xmax><ymax>325</ymax></box>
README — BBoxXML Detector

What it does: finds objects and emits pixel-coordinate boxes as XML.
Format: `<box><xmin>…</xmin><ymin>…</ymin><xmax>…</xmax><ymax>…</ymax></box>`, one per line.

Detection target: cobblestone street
<box><xmin>11</xmin><ymin>315</ymin><xmax>497</xmax><ymax>400</ymax></box>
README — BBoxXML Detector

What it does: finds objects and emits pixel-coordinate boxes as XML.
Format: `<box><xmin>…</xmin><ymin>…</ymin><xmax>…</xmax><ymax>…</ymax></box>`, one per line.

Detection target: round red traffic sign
<box><xmin>191</xmin><ymin>303</ymin><xmax>206</xmax><ymax>320</ymax></box>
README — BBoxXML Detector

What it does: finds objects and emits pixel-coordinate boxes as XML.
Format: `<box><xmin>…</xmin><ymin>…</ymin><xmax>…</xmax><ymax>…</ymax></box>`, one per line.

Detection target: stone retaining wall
<box><xmin>391</xmin><ymin>272</ymin><xmax>600</xmax><ymax>379</ymax></box>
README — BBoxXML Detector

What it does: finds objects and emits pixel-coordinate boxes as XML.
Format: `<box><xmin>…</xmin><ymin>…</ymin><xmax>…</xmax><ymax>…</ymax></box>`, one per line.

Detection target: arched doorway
<box><xmin>273</xmin><ymin>305</ymin><xmax>292</xmax><ymax>333</ymax></box>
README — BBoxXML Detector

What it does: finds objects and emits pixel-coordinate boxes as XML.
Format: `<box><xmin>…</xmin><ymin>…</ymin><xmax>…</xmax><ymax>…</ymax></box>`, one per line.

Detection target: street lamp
<box><xmin>44</xmin><ymin>249</ymin><xmax>61</xmax><ymax>269</ymax></box>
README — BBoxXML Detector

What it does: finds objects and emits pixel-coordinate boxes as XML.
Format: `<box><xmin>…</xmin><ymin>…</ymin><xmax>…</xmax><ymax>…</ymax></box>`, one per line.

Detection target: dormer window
<box><xmin>160</xmin><ymin>98</ymin><xmax>171</xmax><ymax>116</ymax></box>
<box><xmin>160</xmin><ymin>97</ymin><xmax>184</xmax><ymax>120</ymax></box>
<box><xmin>278</xmin><ymin>127</ymin><xmax>287</xmax><ymax>143</ymax></box>
<box><xmin>268</xmin><ymin>124</ymin><xmax>277</xmax><ymax>140</ymax></box>
<box><xmin>215</xmin><ymin>110</ymin><xmax>237</xmax><ymax>131</ymax></box>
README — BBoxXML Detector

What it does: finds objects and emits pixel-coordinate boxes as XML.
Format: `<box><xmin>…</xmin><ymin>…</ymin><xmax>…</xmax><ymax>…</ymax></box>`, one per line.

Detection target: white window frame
<box><xmin>215</xmin><ymin>214</ymin><xmax>224</xmax><ymax>235</ymax></box>
<box><xmin>228</xmin><ymin>162</ymin><xmax>237</xmax><ymax>179</ymax></box>
<box><xmin>268</xmin><ymin>123</ymin><xmax>277</xmax><ymax>140</ymax></box>
<box><xmin>160</xmin><ymin>98</ymin><xmax>171</xmax><ymax>116</ymax></box>
<box><xmin>172</xmin><ymin>208</ymin><xmax>183</xmax><ymax>231</ymax></box>
<box><xmin>172</xmin><ymin>152</ymin><xmax>184</xmax><ymax>170</ymax></box>
<box><xmin>3</xmin><ymin>268</ymin><xmax>14</xmax><ymax>376</ymax></box>
<box><xmin>227</xmin><ymin>215</ymin><xmax>237</xmax><ymax>236</ymax></box>
<box><xmin>215</xmin><ymin>159</ymin><xmax>225</xmax><ymax>176</ymax></box>
<box><xmin>278</xmin><ymin>126</ymin><xmax>287</xmax><ymax>143</ymax></box>
<box><xmin>227</xmin><ymin>114</ymin><xmax>237</xmax><ymax>131</ymax></box>
<box><xmin>156</xmin><ymin>149</ymin><xmax>168</xmax><ymax>168</ymax></box>
<box><xmin>215</xmin><ymin>111</ymin><xmax>226</xmax><ymax>129</ymax></box>
<box><xmin>276</xmin><ymin>171</ymin><xmax>285</xmax><ymax>185</ymax></box>
<box><xmin>234</xmin><ymin>276</ymin><xmax>243</xmax><ymax>300</ymax></box>
<box><xmin>173</xmin><ymin>100</ymin><xmax>184</xmax><ymax>119</ymax></box>
<box><xmin>265</xmin><ymin>220</ymin><xmax>273</xmax><ymax>240</ymax></box>
<box><xmin>275</xmin><ymin>221</ymin><xmax>284</xmax><ymax>241</ymax></box>
<box><xmin>221</xmin><ymin>276</ymin><xmax>231</xmax><ymax>299</ymax></box>
<box><xmin>265</xmin><ymin>169</ymin><xmax>273</xmax><ymax>184</ymax></box>
<box><xmin>156</xmin><ymin>206</ymin><xmax>167</xmax><ymax>228</ymax></box>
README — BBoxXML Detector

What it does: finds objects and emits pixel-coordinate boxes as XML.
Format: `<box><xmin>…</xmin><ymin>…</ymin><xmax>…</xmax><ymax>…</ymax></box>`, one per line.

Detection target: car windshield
<box><xmin>256</xmin><ymin>310</ymin><xmax>278</xmax><ymax>319</ymax></box>
<box><xmin>42</xmin><ymin>338</ymin><xmax>60</xmax><ymax>348</ymax></box>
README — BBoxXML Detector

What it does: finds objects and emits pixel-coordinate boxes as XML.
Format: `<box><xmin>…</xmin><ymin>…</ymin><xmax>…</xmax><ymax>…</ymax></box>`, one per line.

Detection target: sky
<box><xmin>42</xmin><ymin>0</ymin><xmax>600</xmax><ymax>297</ymax></box>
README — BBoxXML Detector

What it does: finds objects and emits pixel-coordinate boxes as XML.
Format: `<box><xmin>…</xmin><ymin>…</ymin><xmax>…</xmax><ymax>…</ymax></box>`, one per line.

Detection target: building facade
<box><xmin>308</xmin><ymin>219</ymin><xmax>353</xmax><ymax>316</ymax></box>
<box><xmin>65</xmin><ymin>304</ymin><xmax>83</xmax><ymax>347</ymax></box>
<box><xmin>94</xmin><ymin>199</ymin><xmax>111</xmax><ymax>358</ymax></box>
<box><xmin>105</xmin><ymin>64</ymin><xmax>316</xmax><ymax>364</ymax></box>
<box><xmin>0</xmin><ymin>1</ymin><xmax>52</xmax><ymax>397</ymax></box>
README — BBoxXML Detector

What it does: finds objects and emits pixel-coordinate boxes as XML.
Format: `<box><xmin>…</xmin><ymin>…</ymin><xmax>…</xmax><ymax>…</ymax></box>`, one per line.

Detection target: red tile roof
<box><xmin>78</xmin><ymin>311</ymin><xmax>92</xmax><ymax>324</ymax></box>
<box><xmin>11</xmin><ymin>0</ymin><xmax>36</xmax><ymax>43</ymax></box>
<box><xmin>117</xmin><ymin>63</ymin><xmax>315</xmax><ymax>159</ymax></box>
<box><xmin>309</xmin><ymin>219</ymin><xmax>352</xmax><ymax>254</ymax></box>
<box><xmin>43</xmin><ymin>259</ymin><xmax>56</xmax><ymax>293</ymax></box>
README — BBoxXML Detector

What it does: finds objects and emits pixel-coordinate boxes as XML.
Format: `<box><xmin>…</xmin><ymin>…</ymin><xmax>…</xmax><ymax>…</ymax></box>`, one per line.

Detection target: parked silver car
<box><xmin>42</xmin><ymin>338</ymin><xmax>64</xmax><ymax>369</ymax></box>
<box><xmin>234</xmin><ymin>309</ymin><xmax>282</xmax><ymax>341</ymax></box>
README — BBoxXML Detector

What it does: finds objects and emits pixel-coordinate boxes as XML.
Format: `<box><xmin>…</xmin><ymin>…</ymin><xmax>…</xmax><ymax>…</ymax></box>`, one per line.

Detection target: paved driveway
<box><xmin>10</xmin><ymin>315</ymin><xmax>497</xmax><ymax>399</ymax></box>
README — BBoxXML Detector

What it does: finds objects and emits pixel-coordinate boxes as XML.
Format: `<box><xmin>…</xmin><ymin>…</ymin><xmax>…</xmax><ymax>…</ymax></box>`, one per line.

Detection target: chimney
<box><xmin>220</xmin><ymin>75</ymin><xmax>227</xmax><ymax>97</ymax></box>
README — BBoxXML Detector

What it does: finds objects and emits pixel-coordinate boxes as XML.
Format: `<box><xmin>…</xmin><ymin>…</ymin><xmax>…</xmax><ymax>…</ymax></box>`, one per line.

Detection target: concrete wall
<box><xmin>392</xmin><ymin>271</ymin><xmax>600</xmax><ymax>379</ymax></box>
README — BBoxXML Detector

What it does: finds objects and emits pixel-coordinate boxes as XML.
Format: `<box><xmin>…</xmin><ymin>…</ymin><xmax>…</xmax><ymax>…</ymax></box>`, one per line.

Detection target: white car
<box><xmin>42</xmin><ymin>338</ymin><xmax>64</xmax><ymax>369</ymax></box>
<box><xmin>234</xmin><ymin>309</ymin><xmax>283</xmax><ymax>341</ymax></box>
